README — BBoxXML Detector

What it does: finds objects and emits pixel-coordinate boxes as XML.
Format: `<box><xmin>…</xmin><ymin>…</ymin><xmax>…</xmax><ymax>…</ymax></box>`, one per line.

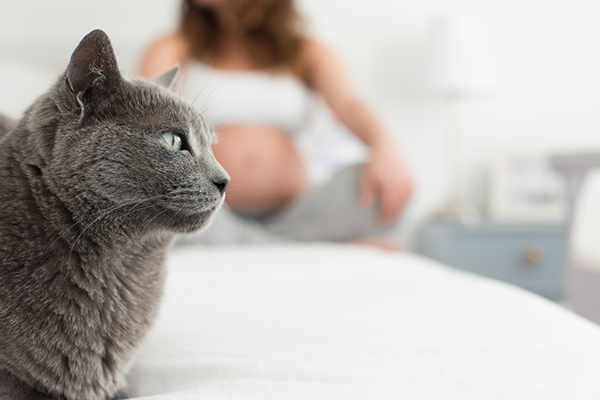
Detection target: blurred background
<box><xmin>3</xmin><ymin>0</ymin><xmax>600</xmax><ymax>309</ymax></box>
<box><xmin>2</xmin><ymin>0</ymin><xmax>599</xmax><ymax>248</ymax></box>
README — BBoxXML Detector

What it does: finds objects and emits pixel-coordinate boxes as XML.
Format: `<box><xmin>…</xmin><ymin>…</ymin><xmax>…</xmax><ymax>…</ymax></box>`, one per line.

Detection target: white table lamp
<box><xmin>427</xmin><ymin>9</ymin><xmax>500</xmax><ymax>222</ymax></box>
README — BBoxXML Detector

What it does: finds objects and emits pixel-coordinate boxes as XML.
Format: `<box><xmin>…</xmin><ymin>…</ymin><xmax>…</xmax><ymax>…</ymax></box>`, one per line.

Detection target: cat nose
<box><xmin>213</xmin><ymin>177</ymin><xmax>229</xmax><ymax>195</ymax></box>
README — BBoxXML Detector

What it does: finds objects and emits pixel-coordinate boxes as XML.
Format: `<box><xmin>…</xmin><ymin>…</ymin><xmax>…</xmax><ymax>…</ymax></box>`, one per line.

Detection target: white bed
<box><xmin>126</xmin><ymin>243</ymin><xmax>600</xmax><ymax>399</ymax></box>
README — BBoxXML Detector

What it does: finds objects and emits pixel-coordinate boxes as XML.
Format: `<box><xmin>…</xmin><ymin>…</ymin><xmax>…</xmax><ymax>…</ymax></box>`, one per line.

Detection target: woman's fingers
<box><xmin>360</xmin><ymin>161</ymin><xmax>412</xmax><ymax>224</ymax></box>
<box><xmin>360</xmin><ymin>169</ymin><xmax>378</xmax><ymax>208</ymax></box>
<box><xmin>380</xmin><ymin>172</ymin><xmax>412</xmax><ymax>223</ymax></box>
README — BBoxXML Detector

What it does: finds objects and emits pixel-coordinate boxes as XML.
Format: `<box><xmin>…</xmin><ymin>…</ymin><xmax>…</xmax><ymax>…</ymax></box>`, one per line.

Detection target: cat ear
<box><xmin>152</xmin><ymin>66</ymin><xmax>180</xmax><ymax>91</ymax></box>
<box><xmin>65</xmin><ymin>29</ymin><xmax>122</xmax><ymax>117</ymax></box>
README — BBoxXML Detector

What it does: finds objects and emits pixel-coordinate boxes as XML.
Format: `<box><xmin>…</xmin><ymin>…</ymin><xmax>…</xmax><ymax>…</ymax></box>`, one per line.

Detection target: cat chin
<box><xmin>166</xmin><ymin>208</ymin><xmax>220</xmax><ymax>234</ymax></box>
<box><xmin>163</xmin><ymin>197</ymin><xmax>225</xmax><ymax>234</ymax></box>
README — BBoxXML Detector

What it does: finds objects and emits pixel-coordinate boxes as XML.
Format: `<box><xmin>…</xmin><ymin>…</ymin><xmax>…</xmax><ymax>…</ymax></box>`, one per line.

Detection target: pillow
<box><xmin>572</xmin><ymin>168</ymin><xmax>600</xmax><ymax>267</ymax></box>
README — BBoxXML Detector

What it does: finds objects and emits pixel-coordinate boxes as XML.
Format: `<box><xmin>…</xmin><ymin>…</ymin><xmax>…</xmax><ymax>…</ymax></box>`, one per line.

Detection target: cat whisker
<box><xmin>183</xmin><ymin>73</ymin><xmax>204</xmax><ymax>105</ymax></box>
<box><xmin>177</xmin><ymin>40</ymin><xmax>191</xmax><ymax>98</ymax></box>
<box><xmin>161</xmin><ymin>202</ymin><xmax>193</xmax><ymax>232</ymax></box>
<box><xmin>51</xmin><ymin>194</ymin><xmax>167</xmax><ymax>244</ymax></box>
<box><xmin>187</xmin><ymin>64</ymin><xmax>228</xmax><ymax>119</ymax></box>
<box><xmin>63</xmin><ymin>194</ymin><xmax>172</xmax><ymax>268</ymax></box>
<box><xmin>186</xmin><ymin>61</ymin><xmax>216</xmax><ymax>107</ymax></box>
<box><xmin>138</xmin><ymin>208</ymin><xmax>171</xmax><ymax>236</ymax></box>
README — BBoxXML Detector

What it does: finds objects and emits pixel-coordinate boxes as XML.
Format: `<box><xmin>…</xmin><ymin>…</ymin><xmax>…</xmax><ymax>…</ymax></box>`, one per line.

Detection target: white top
<box><xmin>181</xmin><ymin>61</ymin><xmax>313</xmax><ymax>134</ymax></box>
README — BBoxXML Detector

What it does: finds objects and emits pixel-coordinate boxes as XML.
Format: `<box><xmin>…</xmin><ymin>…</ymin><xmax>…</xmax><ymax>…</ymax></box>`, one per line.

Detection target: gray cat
<box><xmin>0</xmin><ymin>30</ymin><xmax>229</xmax><ymax>400</ymax></box>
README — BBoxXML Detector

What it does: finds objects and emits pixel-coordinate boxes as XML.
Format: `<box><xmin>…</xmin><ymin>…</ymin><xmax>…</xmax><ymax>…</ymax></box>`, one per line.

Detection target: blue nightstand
<box><xmin>416</xmin><ymin>222</ymin><xmax>567</xmax><ymax>301</ymax></box>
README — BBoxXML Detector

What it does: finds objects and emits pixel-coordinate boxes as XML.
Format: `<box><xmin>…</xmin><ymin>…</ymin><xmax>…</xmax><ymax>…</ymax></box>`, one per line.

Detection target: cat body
<box><xmin>0</xmin><ymin>30</ymin><xmax>229</xmax><ymax>400</ymax></box>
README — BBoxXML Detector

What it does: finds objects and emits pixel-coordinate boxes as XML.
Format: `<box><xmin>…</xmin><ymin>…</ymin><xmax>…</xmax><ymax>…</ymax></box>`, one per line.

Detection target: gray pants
<box><xmin>178</xmin><ymin>164</ymin><xmax>391</xmax><ymax>245</ymax></box>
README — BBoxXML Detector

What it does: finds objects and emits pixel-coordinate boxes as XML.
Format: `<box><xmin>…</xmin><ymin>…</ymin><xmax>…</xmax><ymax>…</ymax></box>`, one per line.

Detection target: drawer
<box><xmin>417</xmin><ymin>223</ymin><xmax>566</xmax><ymax>300</ymax></box>
<box><xmin>452</xmin><ymin>234</ymin><xmax>565</xmax><ymax>299</ymax></box>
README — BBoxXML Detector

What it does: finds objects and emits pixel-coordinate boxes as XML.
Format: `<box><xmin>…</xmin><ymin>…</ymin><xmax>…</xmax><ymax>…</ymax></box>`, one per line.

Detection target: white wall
<box><xmin>2</xmin><ymin>0</ymin><xmax>600</xmax><ymax>247</ymax></box>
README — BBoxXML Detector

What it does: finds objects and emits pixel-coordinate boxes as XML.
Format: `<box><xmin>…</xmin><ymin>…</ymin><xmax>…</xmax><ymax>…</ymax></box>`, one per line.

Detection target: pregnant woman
<box><xmin>140</xmin><ymin>0</ymin><xmax>412</xmax><ymax>244</ymax></box>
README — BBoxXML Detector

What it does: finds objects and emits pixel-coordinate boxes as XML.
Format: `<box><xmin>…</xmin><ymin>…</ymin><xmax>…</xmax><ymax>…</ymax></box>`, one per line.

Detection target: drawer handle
<box><xmin>523</xmin><ymin>245</ymin><xmax>545</xmax><ymax>267</ymax></box>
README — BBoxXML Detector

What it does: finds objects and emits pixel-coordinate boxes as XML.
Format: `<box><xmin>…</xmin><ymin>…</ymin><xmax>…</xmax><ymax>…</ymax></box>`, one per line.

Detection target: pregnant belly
<box><xmin>212</xmin><ymin>125</ymin><xmax>309</xmax><ymax>212</ymax></box>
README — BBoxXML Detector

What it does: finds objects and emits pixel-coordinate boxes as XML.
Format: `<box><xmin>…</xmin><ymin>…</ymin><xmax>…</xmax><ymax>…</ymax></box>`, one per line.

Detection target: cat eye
<box><xmin>162</xmin><ymin>132</ymin><xmax>182</xmax><ymax>151</ymax></box>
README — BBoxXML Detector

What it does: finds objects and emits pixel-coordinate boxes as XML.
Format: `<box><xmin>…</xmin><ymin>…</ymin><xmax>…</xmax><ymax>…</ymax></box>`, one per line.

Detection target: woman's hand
<box><xmin>360</xmin><ymin>147</ymin><xmax>412</xmax><ymax>224</ymax></box>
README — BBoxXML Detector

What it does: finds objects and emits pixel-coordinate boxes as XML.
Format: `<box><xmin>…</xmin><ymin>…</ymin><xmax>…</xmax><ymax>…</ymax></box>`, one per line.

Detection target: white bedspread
<box><xmin>128</xmin><ymin>244</ymin><xmax>600</xmax><ymax>399</ymax></box>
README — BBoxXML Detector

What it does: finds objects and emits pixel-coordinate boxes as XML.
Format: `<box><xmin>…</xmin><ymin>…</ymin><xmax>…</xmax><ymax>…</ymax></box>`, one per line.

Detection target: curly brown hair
<box><xmin>180</xmin><ymin>0</ymin><xmax>306</xmax><ymax>76</ymax></box>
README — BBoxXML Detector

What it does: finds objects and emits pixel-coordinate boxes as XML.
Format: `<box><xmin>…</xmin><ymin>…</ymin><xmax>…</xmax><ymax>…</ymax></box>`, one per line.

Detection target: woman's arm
<box><xmin>139</xmin><ymin>33</ymin><xmax>189</xmax><ymax>79</ymax></box>
<box><xmin>302</xmin><ymin>39</ymin><xmax>412</xmax><ymax>223</ymax></box>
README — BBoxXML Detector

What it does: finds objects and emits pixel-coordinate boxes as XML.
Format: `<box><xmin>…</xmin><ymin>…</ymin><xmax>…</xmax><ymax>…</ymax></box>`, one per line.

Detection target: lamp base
<box><xmin>437</xmin><ymin>200</ymin><xmax>481</xmax><ymax>224</ymax></box>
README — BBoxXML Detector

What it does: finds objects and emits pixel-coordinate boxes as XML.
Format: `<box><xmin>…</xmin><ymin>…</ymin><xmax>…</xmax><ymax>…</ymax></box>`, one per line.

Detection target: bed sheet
<box><xmin>127</xmin><ymin>243</ymin><xmax>600</xmax><ymax>399</ymax></box>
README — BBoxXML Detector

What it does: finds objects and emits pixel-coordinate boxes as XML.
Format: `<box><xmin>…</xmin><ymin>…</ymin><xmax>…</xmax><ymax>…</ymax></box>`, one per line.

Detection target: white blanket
<box><xmin>128</xmin><ymin>244</ymin><xmax>600</xmax><ymax>399</ymax></box>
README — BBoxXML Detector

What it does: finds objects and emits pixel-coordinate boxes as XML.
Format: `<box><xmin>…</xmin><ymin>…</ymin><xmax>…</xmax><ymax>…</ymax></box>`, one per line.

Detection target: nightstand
<box><xmin>416</xmin><ymin>222</ymin><xmax>567</xmax><ymax>301</ymax></box>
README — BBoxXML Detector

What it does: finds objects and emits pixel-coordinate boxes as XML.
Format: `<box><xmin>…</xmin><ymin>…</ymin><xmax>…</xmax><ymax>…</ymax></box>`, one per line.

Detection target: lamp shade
<box><xmin>427</xmin><ymin>9</ymin><xmax>500</xmax><ymax>97</ymax></box>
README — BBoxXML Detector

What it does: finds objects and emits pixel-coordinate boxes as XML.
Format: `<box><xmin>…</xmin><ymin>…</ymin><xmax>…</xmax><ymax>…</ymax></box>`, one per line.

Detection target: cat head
<box><xmin>22</xmin><ymin>29</ymin><xmax>229</xmax><ymax>237</ymax></box>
